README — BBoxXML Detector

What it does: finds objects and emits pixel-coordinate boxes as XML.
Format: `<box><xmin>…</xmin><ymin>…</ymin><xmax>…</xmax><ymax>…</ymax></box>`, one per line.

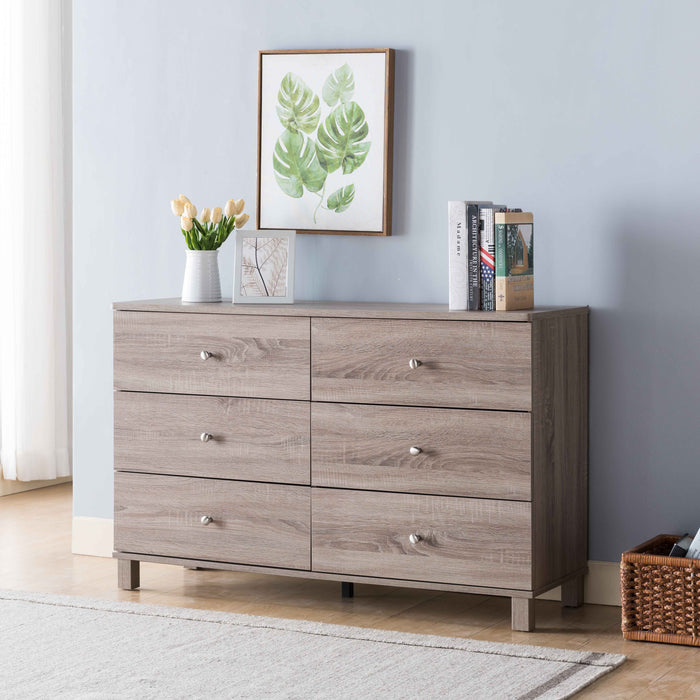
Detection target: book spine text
<box><xmin>467</xmin><ymin>203</ymin><xmax>480</xmax><ymax>310</ymax></box>
<box><xmin>448</xmin><ymin>201</ymin><xmax>468</xmax><ymax>310</ymax></box>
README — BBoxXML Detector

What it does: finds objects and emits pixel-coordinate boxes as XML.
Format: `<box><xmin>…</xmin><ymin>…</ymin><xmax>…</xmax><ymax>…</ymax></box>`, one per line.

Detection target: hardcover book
<box><xmin>448</xmin><ymin>201</ymin><xmax>468</xmax><ymax>310</ymax></box>
<box><xmin>467</xmin><ymin>203</ymin><xmax>480</xmax><ymax>310</ymax></box>
<box><xmin>479</xmin><ymin>207</ymin><xmax>496</xmax><ymax>311</ymax></box>
<box><xmin>495</xmin><ymin>211</ymin><xmax>534</xmax><ymax>311</ymax></box>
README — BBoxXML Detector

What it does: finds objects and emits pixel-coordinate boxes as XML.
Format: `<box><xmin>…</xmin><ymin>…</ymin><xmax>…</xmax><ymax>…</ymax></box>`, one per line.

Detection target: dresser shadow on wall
<box><xmin>589</xmin><ymin>214</ymin><xmax>700</xmax><ymax>562</ymax></box>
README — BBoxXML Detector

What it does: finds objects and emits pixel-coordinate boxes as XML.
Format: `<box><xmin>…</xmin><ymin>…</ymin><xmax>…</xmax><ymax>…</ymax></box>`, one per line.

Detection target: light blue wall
<box><xmin>74</xmin><ymin>0</ymin><xmax>700</xmax><ymax>561</ymax></box>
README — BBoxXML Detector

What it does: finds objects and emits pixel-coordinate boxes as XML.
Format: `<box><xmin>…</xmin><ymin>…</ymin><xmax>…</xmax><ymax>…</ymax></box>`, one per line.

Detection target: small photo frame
<box><xmin>233</xmin><ymin>230</ymin><xmax>295</xmax><ymax>304</ymax></box>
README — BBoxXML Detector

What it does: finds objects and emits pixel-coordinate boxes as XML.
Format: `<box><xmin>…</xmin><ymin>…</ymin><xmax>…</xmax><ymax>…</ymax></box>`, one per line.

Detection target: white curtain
<box><xmin>0</xmin><ymin>0</ymin><xmax>71</xmax><ymax>481</ymax></box>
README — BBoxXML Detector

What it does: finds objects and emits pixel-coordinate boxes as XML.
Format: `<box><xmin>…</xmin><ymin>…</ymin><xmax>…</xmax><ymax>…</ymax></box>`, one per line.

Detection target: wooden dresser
<box><xmin>113</xmin><ymin>300</ymin><xmax>589</xmax><ymax>631</ymax></box>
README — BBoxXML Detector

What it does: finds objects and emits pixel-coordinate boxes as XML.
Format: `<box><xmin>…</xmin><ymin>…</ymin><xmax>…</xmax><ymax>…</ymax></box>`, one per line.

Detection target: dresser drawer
<box><xmin>114</xmin><ymin>311</ymin><xmax>310</xmax><ymax>400</ymax></box>
<box><xmin>311</xmin><ymin>403</ymin><xmax>531</xmax><ymax>500</ymax></box>
<box><xmin>312</xmin><ymin>489</ymin><xmax>531</xmax><ymax>589</ymax></box>
<box><xmin>115</xmin><ymin>392</ymin><xmax>310</xmax><ymax>484</ymax></box>
<box><xmin>311</xmin><ymin>319</ymin><xmax>531</xmax><ymax>410</ymax></box>
<box><xmin>115</xmin><ymin>473</ymin><xmax>310</xmax><ymax>569</ymax></box>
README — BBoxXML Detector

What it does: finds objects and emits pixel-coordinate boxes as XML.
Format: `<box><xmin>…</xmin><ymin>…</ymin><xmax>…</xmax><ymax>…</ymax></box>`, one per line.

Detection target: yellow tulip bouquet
<box><xmin>170</xmin><ymin>194</ymin><xmax>250</xmax><ymax>250</ymax></box>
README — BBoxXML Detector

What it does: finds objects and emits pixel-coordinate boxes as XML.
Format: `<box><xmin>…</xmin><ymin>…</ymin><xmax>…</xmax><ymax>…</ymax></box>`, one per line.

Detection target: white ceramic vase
<box><xmin>181</xmin><ymin>250</ymin><xmax>221</xmax><ymax>303</ymax></box>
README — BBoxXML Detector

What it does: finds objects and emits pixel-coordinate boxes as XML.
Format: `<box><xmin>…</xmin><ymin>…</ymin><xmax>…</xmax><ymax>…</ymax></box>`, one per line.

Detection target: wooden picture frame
<box><xmin>257</xmin><ymin>49</ymin><xmax>395</xmax><ymax>236</ymax></box>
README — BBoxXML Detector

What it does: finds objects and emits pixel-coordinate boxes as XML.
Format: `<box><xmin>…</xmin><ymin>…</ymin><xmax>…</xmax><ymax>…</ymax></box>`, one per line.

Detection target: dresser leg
<box><xmin>118</xmin><ymin>559</ymin><xmax>140</xmax><ymax>590</ymax></box>
<box><xmin>341</xmin><ymin>582</ymin><xmax>354</xmax><ymax>598</ymax></box>
<box><xmin>561</xmin><ymin>574</ymin><xmax>585</xmax><ymax>608</ymax></box>
<box><xmin>511</xmin><ymin>597</ymin><xmax>534</xmax><ymax>632</ymax></box>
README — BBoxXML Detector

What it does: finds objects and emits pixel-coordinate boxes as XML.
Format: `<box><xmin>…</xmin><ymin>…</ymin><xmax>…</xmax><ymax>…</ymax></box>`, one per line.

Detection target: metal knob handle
<box><xmin>409</xmin><ymin>446</ymin><xmax>422</xmax><ymax>456</ymax></box>
<box><xmin>200</xmin><ymin>350</ymin><xmax>213</xmax><ymax>360</ymax></box>
<box><xmin>409</xmin><ymin>533</ymin><xmax>422</xmax><ymax>545</ymax></box>
<box><xmin>408</xmin><ymin>358</ymin><xmax>422</xmax><ymax>370</ymax></box>
<box><xmin>200</xmin><ymin>515</ymin><xmax>213</xmax><ymax>526</ymax></box>
<box><xmin>200</xmin><ymin>432</ymin><xmax>213</xmax><ymax>443</ymax></box>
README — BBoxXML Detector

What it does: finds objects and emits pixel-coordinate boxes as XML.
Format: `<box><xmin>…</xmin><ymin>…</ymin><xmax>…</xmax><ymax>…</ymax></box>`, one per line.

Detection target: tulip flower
<box><xmin>173</xmin><ymin>193</ymin><xmax>244</xmax><ymax>251</ymax></box>
<box><xmin>234</xmin><ymin>213</ymin><xmax>250</xmax><ymax>229</ymax></box>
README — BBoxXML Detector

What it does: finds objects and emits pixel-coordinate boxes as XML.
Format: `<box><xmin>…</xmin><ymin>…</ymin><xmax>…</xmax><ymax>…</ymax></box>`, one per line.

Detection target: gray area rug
<box><xmin>0</xmin><ymin>590</ymin><xmax>624</xmax><ymax>699</ymax></box>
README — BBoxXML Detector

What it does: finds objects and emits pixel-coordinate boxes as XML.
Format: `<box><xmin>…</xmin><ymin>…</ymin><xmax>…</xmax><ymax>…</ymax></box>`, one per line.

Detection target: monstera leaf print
<box><xmin>326</xmin><ymin>184</ymin><xmax>355</xmax><ymax>213</ymax></box>
<box><xmin>322</xmin><ymin>63</ymin><xmax>355</xmax><ymax>107</ymax></box>
<box><xmin>316</xmin><ymin>102</ymin><xmax>371</xmax><ymax>175</ymax></box>
<box><xmin>273</xmin><ymin>128</ymin><xmax>327</xmax><ymax>197</ymax></box>
<box><xmin>270</xmin><ymin>63</ymin><xmax>374</xmax><ymax>222</ymax></box>
<box><xmin>276</xmin><ymin>73</ymin><xmax>320</xmax><ymax>134</ymax></box>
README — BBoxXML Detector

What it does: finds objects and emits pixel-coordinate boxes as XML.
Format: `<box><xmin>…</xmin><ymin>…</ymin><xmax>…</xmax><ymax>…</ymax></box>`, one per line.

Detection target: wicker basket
<box><xmin>621</xmin><ymin>534</ymin><xmax>700</xmax><ymax>646</ymax></box>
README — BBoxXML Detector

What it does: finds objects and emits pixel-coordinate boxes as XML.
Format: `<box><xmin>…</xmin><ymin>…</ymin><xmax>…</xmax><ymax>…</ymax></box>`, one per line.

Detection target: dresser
<box><xmin>113</xmin><ymin>300</ymin><xmax>588</xmax><ymax>632</ymax></box>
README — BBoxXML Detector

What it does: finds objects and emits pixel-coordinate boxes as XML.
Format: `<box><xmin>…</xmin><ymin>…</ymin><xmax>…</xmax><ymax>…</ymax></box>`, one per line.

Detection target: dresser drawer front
<box><xmin>311</xmin><ymin>403</ymin><xmax>531</xmax><ymax>500</ymax></box>
<box><xmin>115</xmin><ymin>473</ymin><xmax>310</xmax><ymax>569</ymax></box>
<box><xmin>115</xmin><ymin>392</ymin><xmax>310</xmax><ymax>484</ymax></box>
<box><xmin>312</xmin><ymin>489</ymin><xmax>531</xmax><ymax>589</ymax></box>
<box><xmin>311</xmin><ymin>319</ymin><xmax>531</xmax><ymax>410</ymax></box>
<box><xmin>114</xmin><ymin>311</ymin><xmax>310</xmax><ymax>400</ymax></box>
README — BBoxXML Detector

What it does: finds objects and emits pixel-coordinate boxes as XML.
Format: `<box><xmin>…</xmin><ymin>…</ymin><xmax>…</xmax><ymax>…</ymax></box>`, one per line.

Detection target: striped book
<box><xmin>479</xmin><ymin>207</ymin><xmax>495</xmax><ymax>311</ymax></box>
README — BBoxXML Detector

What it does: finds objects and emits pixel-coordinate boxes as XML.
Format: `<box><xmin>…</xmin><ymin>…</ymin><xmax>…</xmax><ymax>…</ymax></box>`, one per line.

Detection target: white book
<box><xmin>448</xmin><ymin>201</ymin><xmax>468</xmax><ymax>310</ymax></box>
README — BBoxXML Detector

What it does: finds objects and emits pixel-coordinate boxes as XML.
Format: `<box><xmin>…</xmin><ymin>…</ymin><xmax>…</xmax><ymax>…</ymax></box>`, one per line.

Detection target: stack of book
<box><xmin>448</xmin><ymin>201</ymin><xmax>534</xmax><ymax>311</ymax></box>
<box><xmin>669</xmin><ymin>528</ymin><xmax>700</xmax><ymax>559</ymax></box>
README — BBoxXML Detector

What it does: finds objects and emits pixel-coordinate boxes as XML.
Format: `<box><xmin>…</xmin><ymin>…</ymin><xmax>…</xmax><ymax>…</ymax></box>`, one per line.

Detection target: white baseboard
<box><xmin>537</xmin><ymin>561</ymin><xmax>621</xmax><ymax>607</ymax></box>
<box><xmin>0</xmin><ymin>476</ymin><xmax>71</xmax><ymax>497</ymax></box>
<box><xmin>71</xmin><ymin>517</ymin><xmax>621</xmax><ymax>606</ymax></box>
<box><xmin>71</xmin><ymin>516</ymin><xmax>114</xmax><ymax>558</ymax></box>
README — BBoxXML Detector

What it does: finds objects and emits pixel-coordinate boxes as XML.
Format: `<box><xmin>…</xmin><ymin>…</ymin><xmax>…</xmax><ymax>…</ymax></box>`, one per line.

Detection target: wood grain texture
<box><xmin>114</xmin><ymin>473</ymin><xmax>310</xmax><ymax>570</ymax></box>
<box><xmin>113</xmin><ymin>311</ymin><xmax>310</xmax><ymax>400</ymax></box>
<box><xmin>113</xmin><ymin>299</ymin><xmax>589</xmax><ymax>322</ymax></box>
<box><xmin>531</xmin><ymin>311</ymin><xmax>589</xmax><ymax>590</ymax></box>
<box><xmin>311</xmin><ymin>402</ymin><xmax>531</xmax><ymax>500</ymax></box>
<box><xmin>117</xmin><ymin>559</ymin><xmax>140</xmax><ymax>590</ymax></box>
<box><xmin>256</xmin><ymin>49</ymin><xmax>395</xmax><ymax>237</ymax></box>
<box><xmin>561</xmin><ymin>573</ymin><xmax>585</xmax><ymax>608</ymax></box>
<box><xmin>112</xmin><ymin>551</ymin><xmax>534</xmax><ymax>598</ymax></box>
<box><xmin>114</xmin><ymin>392</ymin><xmax>310</xmax><ymax>484</ymax></box>
<box><xmin>312</xmin><ymin>318</ymin><xmax>532</xmax><ymax>410</ymax></box>
<box><xmin>511</xmin><ymin>597</ymin><xmax>535</xmax><ymax>632</ymax></box>
<box><xmin>312</xmin><ymin>488</ymin><xmax>532</xmax><ymax>589</ymax></box>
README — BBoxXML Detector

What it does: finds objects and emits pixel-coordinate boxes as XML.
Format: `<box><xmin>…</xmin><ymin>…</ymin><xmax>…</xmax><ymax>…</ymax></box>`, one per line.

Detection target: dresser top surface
<box><xmin>113</xmin><ymin>299</ymin><xmax>588</xmax><ymax>322</ymax></box>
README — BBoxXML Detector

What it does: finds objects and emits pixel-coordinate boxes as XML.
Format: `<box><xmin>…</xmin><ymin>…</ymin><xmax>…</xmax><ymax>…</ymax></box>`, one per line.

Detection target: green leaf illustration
<box><xmin>327</xmin><ymin>184</ymin><xmax>355</xmax><ymax>213</ymax></box>
<box><xmin>273</xmin><ymin>128</ymin><xmax>327</xmax><ymax>198</ymax></box>
<box><xmin>276</xmin><ymin>73</ymin><xmax>320</xmax><ymax>134</ymax></box>
<box><xmin>316</xmin><ymin>102</ymin><xmax>371</xmax><ymax>175</ymax></box>
<box><xmin>322</xmin><ymin>63</ymin><xmax>355</xmax><ymax>107</ymax></box>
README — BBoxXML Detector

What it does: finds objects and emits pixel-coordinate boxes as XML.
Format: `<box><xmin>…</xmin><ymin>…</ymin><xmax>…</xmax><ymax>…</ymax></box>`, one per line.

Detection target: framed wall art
<box><xmin>233</xmin><ymin>230</ymin><xmax>295</xmax><ymax>304</ymax></box>
<box><xmin>257</xmin><ymin>48</ymin><xmax>395</xmax><ymax>236</ymax></box>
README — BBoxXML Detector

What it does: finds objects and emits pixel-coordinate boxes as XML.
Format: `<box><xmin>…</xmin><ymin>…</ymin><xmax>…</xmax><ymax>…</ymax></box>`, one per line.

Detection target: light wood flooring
<box><xmin>1</xmin><ymin>483</ymin><xmax>698</xmax><ymax>698</ymax></box>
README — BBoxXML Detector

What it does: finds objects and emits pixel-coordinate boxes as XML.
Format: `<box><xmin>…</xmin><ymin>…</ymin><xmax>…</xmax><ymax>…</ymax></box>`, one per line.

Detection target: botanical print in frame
<box><xmin>257</xmin><ymin>49</ymin><xmax>394</xmax><ymax>236</ymax></box>
<box><xmin>233</xmin><ymin>230</ymin><xmax>295</xmax><ymax>304</ymax></box>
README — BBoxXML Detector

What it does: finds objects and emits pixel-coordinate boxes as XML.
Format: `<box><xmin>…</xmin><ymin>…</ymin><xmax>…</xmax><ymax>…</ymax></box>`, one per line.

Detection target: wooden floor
<box><xmin>1</xmin><ymin>484</ymin><xmax>698</xmax><ymax>698</ymax></box>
